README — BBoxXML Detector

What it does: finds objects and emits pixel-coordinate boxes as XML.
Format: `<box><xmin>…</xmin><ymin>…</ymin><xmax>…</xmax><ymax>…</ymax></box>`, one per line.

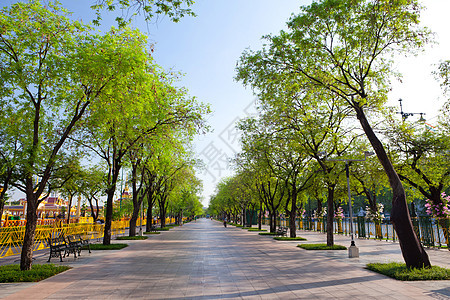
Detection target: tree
<box><xmin>127</xmin><ymin>147</ymin><xmax>149</xmax><ymax>236</ymax></box>
<box><xmin>80</xmin><ymin>166</ymin><xmax>106</xmax><ymax>222</ymax></box>
<box><xmin>91</xmin><ymin>0</ymin><xmax>195</xmax><ymax>27</ymax></box>
<box><xmin>384</xmin><ymin>103</ymin><xmax>450</xmax><ymax>241</ymax></box>
<box><xmin>74</xmin><ymin>26</ymin><xmax>208</xmax><ymax>244</ymax></box>
<box><xmin>236</xmin><ymin>0</ymin><xmax>432</xmax><ymax>268</ymax></box>
<box><xmin>0</xmin><ymin>1</ymin><xmax>116</xmax><ymax>270</ymax></box>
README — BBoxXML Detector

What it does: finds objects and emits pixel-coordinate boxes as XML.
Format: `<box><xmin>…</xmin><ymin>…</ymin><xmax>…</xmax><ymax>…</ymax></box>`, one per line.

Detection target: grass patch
<box><xmin>273</xmin><ymin>236</ymin><xmax>307</xmax><ymax>241</ymax></box>
<box><xmin>155</xmin><ymin>227</ymin><xmax>170</xmax><ymax>231</ymax></box>
<box><xmin>366</xmin><ymin>262</ymin><xmax>450</xmax><ymax>281</ymax></box>
<box><xmin>248</xmin><ymin>228</ymin><xmax>267</xmax><ymax>232</ymax></box>
<box><xmin>0</xmin><ymin>264</ymin><xmax>71</xmax><ymax>283</ymax></box>
<box><xmin>297</xmin><ymin>243</ymin><xmax>347</xmax><ymax>250</ymax></box>
<box><xmin>83</xmin><ymin>243</ymin><xmax>128</xmax><ymax>250</ymax></box>
<box><xmin>235</xmin><ymin>224</ymin><xmax>243</xmax><ymax>227</ymax></box>
<box><xmin>144</xmin><ymin>231</ymin><xmax>161</xmax><ymax>234</ymax></box>
<box><xmin>116</xmin><ymin>236</ymin><xmax>148</xmax><ymax>240</ymax></box>
<box><xmin>258</xmin><ymin>232</ymin><xmax>277</xmax><ymax>236</ymax></box>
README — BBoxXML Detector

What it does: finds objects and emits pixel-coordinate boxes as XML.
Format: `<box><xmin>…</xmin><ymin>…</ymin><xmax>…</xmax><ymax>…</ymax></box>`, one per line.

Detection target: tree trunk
<box><xmin>258</xmin><ymin>202</ymin><xmax>262</xmax><ymax>230</ymax></box>
<box><xmin>160</xmin><ymin>202</ymin><xmax>166</xmax><ymax>228</ymax></box>
<box><xmin>271</xmin><ymin>212</ymin><xmax>277</xmax><ymax>232</ymax></box>
<box><xmin>326</xmin><ymin>185</ymin><xmax>335</xmax><ymax>246</ymax></box>
<box><xmin>289</xmin><ymin>186</ymin><xmax>297</xmax><ymax>238</ymax></box>
<box><xmin>66</xmin><ymin>195</ymin><xmax>73</xmax><ymax>224</ymax></box>
<box><xmin>354</xmin><ymin>103</ymin><xmax>430</xmax><ymax>268</ymax></box>
<box><xmin>129</xmin><ymin>205</ymin><xmax>140</xmax><ymax>236</ymax></box>
<box><xmin>103</xmin><ymin>154</ymin><xmax>121</xmax><ymax>245</ymax></box>
<box><xmin>103</xmin><ymin>188</ymin><xmax>114</xmax><ymax>245</ymax></box>
<box><xmin>0</xmin><ymin>200</ymin><xmax>4</xmax><ymax>227</ymax></box>
<box><xmin>20</xmin><ymin>190</ymin><xmax>38</xmax><ymax>270</ymax></box>
<box><xmin>146</xmin><ymin>203</ymin><xmax>153</xmax><ymax>231</ymax></box>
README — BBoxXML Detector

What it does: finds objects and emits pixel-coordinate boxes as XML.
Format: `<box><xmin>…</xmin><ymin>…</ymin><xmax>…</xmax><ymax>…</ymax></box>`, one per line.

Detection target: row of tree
<box><xmin>0</xmin><ymin>0</ymin><xmax>206</xmax><ymax>270</ymax></box>
<box><xmin>209</xmin><ymin>0</ymin><xmax>449</xmax><ymax>269</ymax></box>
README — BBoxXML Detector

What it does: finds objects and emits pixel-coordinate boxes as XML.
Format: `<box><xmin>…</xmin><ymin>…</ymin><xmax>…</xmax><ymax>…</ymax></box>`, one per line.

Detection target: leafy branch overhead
<box><xmin>91</xmin><ymin>0</ymin><xmax>196</xmax><ymax>26</ymax></box>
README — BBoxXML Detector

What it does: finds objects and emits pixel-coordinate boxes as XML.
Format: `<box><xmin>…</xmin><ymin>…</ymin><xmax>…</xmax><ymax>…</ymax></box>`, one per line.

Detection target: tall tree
<box><xmin>236</xmin><ymin>0</ymin><xmax>432</xmax><ymax>268</ymax></box>
<box><xmin>0</xmin><ymin>1</ymin><xmax>118</xmax><ymax>270</ymax></box>
<box><xmin>80</xmin><ymin>166</ymin><xmax>106</xmax><ymax>222</ymax></box>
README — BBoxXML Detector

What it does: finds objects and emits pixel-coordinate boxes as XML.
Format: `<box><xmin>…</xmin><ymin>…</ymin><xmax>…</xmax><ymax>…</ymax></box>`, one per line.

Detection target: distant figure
<box><xmin>223</xmin><ymin>217</ymin><xmax>227</xmax><ymax>227</ymax></box>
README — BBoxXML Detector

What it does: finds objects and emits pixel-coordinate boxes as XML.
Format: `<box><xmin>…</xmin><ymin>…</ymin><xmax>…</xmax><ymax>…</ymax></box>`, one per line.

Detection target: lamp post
<box><xmin>324</xmin><ymin>151</ymin><xmax>375</xmax><ymax>258</ymax></box>
<box><xmin>397</xmin><ymin>98</ymin><xmax>425</xmax><ymax>122</ymax></box>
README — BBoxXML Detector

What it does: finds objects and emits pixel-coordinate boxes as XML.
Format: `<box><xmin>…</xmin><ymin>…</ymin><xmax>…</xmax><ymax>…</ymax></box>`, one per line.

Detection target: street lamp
<box><xmin>321</xmin><ymin>151</ymin><xmax>375</xmax><ymax>258</ymax></box>
<box><xmin>397</xmin><ymin>98</ymin><xmax>426</xmax><ymax>122</ymax></box>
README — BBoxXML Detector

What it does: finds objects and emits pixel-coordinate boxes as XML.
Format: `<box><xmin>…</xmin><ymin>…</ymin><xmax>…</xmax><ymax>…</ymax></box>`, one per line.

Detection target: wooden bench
<box><xmin>47</xmin><ymin>235</ymin><xmax>77</xmax><ymax>262</ymax></box>
<box><xmin>148</xmin><ymin>225</ymin><xmax>158</xmax><ymax>232</ymax></box>
<box><xmin>275</xmin><ymin>226</ymin><xmax>288</xmax><ymax>237</ymax></box>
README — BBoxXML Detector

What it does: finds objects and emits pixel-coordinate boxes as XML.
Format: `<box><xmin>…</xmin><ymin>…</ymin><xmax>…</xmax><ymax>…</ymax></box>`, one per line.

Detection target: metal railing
<box><xmin>0</xmin><ymin>220</ymin><xmax>127</xmax><ymax>258</ymax></box>
<box><xmin>262</xmin><ymin>216</ymin><xmax>449</xmax><ymax>249</ymax></box>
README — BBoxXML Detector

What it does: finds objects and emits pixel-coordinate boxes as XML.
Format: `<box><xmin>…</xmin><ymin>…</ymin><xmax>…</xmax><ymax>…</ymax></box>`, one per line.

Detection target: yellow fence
<box><xmin>0</xmin><ymin>220</ymin><xmax>127</xmax><ymax>259</ymax></box>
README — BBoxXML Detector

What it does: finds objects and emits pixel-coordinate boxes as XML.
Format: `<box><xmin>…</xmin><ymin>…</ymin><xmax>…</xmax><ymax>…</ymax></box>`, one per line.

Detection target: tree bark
<box><xmin>354</xmin><ymin>103</ymin><xmax>430</xmax><ymax>268</ymax></box>
<box><xmin>160</xmin><ymin>198</ymin><xmax>167</xmax><ymax>228</ymax></box>
<box><xmin>326</xmin><ymin>185</ymin><xmax>335</xmax><ymax>246</ymax></box>
<box><xmin>258</xmin><ymin>201</ymin><xmax>263</xmax><ymax>230</ymax></box>
<box><xmin>103</xmin><ymin>188</ymin><xmax>114</xmax><ymax>245</ymax></box>
<box><xmin>20</xmin><ymin>188</ymin><xmax>38</xmax><ymax>270</ymax></box>
<box><xmin>146</xmin><ymin>202</ymin><xmax>153</xmax><ymax>231</ymax></box>
<box><xmin>103</xmin><ymin>151</ymin><xmax>122</xmax><ymax>245</ymax></box>
<box><xmin>129</xmin><ymin>206</ymin><xmax>139</xmax><ymax>236</ymax></box>
<box><xmin>0</xmin><ymin>200</ymin><xmax>4</xmax><ymax>227</ymax></box>
<box><xmin>289</xmin><ymin>185</ymin><xmax>297</xmax><ymax>238</ymax></box>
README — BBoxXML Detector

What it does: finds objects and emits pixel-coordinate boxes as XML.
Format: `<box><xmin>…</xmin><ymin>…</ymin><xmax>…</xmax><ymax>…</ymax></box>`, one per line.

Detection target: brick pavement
<box><xmin>0</xmin><ymin>218</ymin><xmax>449</xmax><ymax>299</ymax></box>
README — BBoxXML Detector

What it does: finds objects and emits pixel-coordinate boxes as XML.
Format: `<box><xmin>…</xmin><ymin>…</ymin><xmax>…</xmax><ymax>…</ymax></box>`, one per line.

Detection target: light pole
<box><xmin>397</xmin><ymin>98</ymin><xmax>426</xmax><ymax>122</ymax></box>
<box><xmin>324</xmin><ymin>151</ymin><xmax>375</xmax><ymax>258</ymax></box>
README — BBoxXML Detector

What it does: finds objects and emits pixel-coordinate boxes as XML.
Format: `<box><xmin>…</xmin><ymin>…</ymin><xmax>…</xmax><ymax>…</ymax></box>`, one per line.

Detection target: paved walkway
<box><xmin>0</xmin><ymin>219</ymin><xmax>449</xmax><ymax>299</ymax></box>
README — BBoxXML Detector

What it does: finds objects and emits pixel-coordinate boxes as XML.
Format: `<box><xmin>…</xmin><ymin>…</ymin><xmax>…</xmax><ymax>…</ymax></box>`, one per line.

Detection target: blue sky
<box><xmin>3</xmin><ymin>0</ymin><xmax>450</xmax><ymax>206</ymax></box>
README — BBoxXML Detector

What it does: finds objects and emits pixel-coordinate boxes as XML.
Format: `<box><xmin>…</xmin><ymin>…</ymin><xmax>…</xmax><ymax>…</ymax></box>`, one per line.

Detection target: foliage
<box><xmin>235</xmin><ymin>0</ymin><xmax>433</xmax><ymax>268</ymax></box>
<box><xmin>116</xmin><ymin>236</ymin><xmax>148</xmax><ymax>240</ymax></box>
<box><xmin>384</xmin><ymin>107</ymin><xmax>450</xmax><ymax>212</ymax></box>
<box><xmin>155</xmin><ymin>227</ymin><xmax>170</xmax><ymax>231</ymax></box>
<box><xmin>144</xmin><ymin>231</ymin><xmax>161</xmax><ymax>234</ymax></box>
<box><xmin>425</xmin><ymin>193</ymin><xmax>450</xmax><ymax>218</ymax></box>
<box><xmin>297</xmin><ymin>244</ymin><xmax>346</xmax><ymax>250</ymax></box>
<box><xmin>334</xmin><ymin>207</ymin><xmax>344</xmax><ymax>220</ymax></box>
<box><xmin>248</xmin><ymin>228</ymin><xmax>266</xmax><ymax>232</ymax></box>
<box><xmin>366</xmin><ymin>262</ymin><xmax>450</xmax><ymax>281</ymax></box>
<box><xmin>313</xmin><ymin>207</ymin><xmax>326</xmax><ymax>219</ymax></box>
<box><xmin>0</xmin><ymin>264</ymin><xmax>71</xmax><ymax>283</ymax></box>
<box><xmin>91</xmin><ymin>0</ymin><xmax>195</xmax><ymax>26</ymax></box>
<box><xmin>365</xmin><ymin>203</ymin><xmax>384</xmax><ymax>222</ymax></box>
<box><xmin>273</xmin><ymin>237</ymin><xmax>306</xmax><ymax>241</ymax></box>
<box><xmin>83</xmin><ymin>243</ymin><xmax>128</xmax><ymax>250</ymax></box>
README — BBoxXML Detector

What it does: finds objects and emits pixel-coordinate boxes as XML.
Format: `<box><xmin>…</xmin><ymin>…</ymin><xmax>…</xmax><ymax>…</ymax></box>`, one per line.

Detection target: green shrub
<box><xmin>297</xmin><ymin>243</ymin><xmax>346</xmax><ymax>250</ymax></box>
<box><xmin>366</xmin><ymin>262</ymin><xmax>450</xmax><ymax>281</ymax></box>
<box><xmin>258</xmin><ymin>232</ymin><xmax>277</xmax><ymax>236</ymax></box>
<box><xmin>0</xmin><ymin>264</ymin><xmax>71</xmax><ymax>283</ymax></box>
<box><xmin>83</xmin><ymin>243</ymin><xmax>128</xmax><ymax>250</ymax></box>
<box><xmin>235</xmin><ymin>224</ymin><xmax>243</xmax><ymax>227</ymax></box>
<box><xmin>156</xmin><ymin>227</ymin><xmax>170</xmax><ymax>231</ymax></box>
<box><xmin>116</xmin><ymin>236</ymin><xmax>148</xmax><ymax>240</ymax></box>
<box><xmin>248</xmin><ymin>228</ymin><xmax>267</xmax><ymax>232</ymax></box>
<box><xmin>144</xmin><ymin>231</ymin><xmax>161</xmax><ymax>234</ymax></box>
<box><xmin>273</xmin><ymin>236</ymin><xmax>307</xmax><ymax>241</ymax></box>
